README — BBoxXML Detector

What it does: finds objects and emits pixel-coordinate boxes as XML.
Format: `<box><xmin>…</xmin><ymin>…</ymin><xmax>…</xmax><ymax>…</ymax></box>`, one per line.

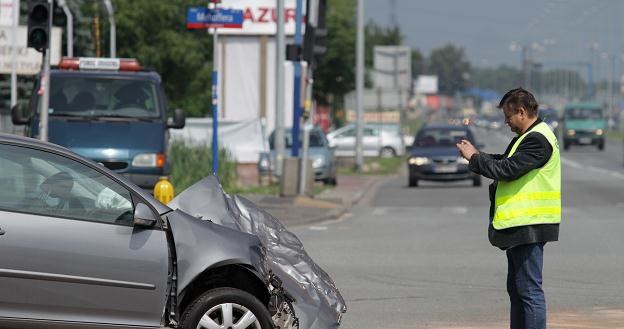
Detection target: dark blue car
<box><xmin>407</xmin><ymin>124</ymin><xmax>482</xmax><ymax>187</ymax></box>
<box><xmin>11</xmin><ymin>57</ymin><xmax>185</xmax><ymax>189</ymax></box>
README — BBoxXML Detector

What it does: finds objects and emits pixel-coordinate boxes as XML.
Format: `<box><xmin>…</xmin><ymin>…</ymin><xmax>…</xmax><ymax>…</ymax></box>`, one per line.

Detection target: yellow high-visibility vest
<box><xmin>493</xmin><ymin>122</ymin><xmax>561</xmax><ymax>230</ymax></box>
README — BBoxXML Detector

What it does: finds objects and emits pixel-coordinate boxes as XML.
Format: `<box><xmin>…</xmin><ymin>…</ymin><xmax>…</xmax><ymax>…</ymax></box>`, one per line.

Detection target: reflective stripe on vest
<box><xmin>493</xmin><ymin>122</ymin><xmax>561</xmax><ymax>230</ymax></box>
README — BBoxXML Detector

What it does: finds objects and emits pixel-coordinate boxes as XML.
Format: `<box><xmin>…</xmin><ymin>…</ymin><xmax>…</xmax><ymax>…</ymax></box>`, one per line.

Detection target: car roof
<box><xmin>50</xmin><ymin>69</ymin><xmax>162</xmax><ymax>82</ymax></box>
<box><xmin>420</xmin><ymin>124</ymin><xmax>470</xmax><ymax>130</ymax></box>
<box><xmin>0</xmin><ymin>133</ymin><xmax>171</xmax><ymax>215</ymax></box>
<box><xmin>564</xmin><ymin>102</ymin><xmax>601</xmax><ymax>110</ymax></box>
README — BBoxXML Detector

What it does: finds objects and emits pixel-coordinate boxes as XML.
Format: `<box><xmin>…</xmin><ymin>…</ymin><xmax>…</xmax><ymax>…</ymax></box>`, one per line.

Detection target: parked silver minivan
<box><xmin>326</xmin><ymin>123</ymin><xmax>405</xmax><ymax>157</ymax></box>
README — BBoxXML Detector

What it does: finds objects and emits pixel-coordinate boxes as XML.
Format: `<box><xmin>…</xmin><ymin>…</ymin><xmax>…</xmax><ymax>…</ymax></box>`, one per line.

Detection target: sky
<box><xmin>364</xmin><ymin>0</ymin><xmax>623</xmax><ymax>74</ymax></box>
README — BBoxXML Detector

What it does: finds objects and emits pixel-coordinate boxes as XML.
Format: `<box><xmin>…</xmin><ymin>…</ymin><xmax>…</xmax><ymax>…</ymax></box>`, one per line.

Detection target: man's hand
<box><xmin>456</xmin><ymin>139</ymin><xmax>479</xmax><ymax>161</ymax></box>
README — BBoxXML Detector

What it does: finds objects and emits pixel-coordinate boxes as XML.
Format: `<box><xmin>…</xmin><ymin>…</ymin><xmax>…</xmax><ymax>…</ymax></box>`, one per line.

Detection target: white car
<box><xmin>326</xmin><ymin>123</ymin><xmax>405</xmax><ymax>157</ymax></box>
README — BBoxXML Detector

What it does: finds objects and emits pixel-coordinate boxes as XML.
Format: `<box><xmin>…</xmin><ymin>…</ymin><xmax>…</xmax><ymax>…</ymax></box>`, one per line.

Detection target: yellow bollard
<box><xmin>154</xmin><ymin>176</ymin><xmax>174</xmax><ymax>204</ymax></box>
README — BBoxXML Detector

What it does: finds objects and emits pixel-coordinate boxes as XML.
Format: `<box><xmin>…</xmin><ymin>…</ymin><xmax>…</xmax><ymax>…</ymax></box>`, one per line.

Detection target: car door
<box><xmin>363</xmin><ymin>126</ymin><xmax>381</xmax><ymax>156</ymax></box>
<box><xmin>332</xmin><ymin>126</ymin><xmax>356</xmax><ymax>156</ymax></box>
<box><xmin>0</xmin><ymin>143</ymin><xmax>168</xmax><ymax>328</ymax></box>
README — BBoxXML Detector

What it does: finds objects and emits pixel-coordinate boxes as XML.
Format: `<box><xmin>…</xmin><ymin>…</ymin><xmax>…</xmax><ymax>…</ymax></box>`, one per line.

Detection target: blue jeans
<box><xmin>506</xmin><ymin>242</ymin><xmax>546</xmax><ymax>329</ymax></box>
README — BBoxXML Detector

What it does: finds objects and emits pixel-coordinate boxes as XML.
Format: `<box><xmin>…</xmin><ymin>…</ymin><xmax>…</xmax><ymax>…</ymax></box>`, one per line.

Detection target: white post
<box><xmin>57</xmin><ymin>0</ymin><xmax>73</xmax><ymax>57</ymax></box>
<box><xmin>275</xmin><ymin>0</ymin><xmax>286</xmax><ymax>176</ymax></box>
<box><xmin>10</xmin><ymin>0</ymin><xmax>19</xmax><ymax>109</ymax></box>
<box><xmin>39</xmin><ymin>0</ymin><xmax>54</xmax><ymax>141</ymax></box>
<box><xmin>355</xmin><ymin>0</ymin><xmax>364</xmax><ymax>170</ymax></box>
<box><xmin>102</xmin><ymin>0</ymin><xmax>116</xmax><ymax>58</ymax></box>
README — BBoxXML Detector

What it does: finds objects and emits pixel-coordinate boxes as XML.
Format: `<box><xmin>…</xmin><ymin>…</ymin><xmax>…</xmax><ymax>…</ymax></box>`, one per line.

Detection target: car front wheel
<box><xmin>179</xmin><ymin>287</ymin><xmax>273</xmax><ymax>329</ymax></box>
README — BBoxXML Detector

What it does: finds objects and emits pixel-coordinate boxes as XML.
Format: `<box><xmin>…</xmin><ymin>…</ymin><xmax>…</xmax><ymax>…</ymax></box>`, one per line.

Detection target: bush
<box><xmin>169</xmin><ymin>141</ymin><xmax>238</xmax><ymax>194</ymax></box>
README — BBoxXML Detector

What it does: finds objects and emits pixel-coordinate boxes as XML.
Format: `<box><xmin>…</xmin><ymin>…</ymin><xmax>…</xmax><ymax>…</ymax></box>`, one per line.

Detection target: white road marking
<box><xmin>309</xmin><ymin>225</ymin><xmax>328</xmax><ymax>231</ymax></box>
<box><xmin>373</xmin><ymin>207</ymin><xmax>387</xmax><ymax>215</ymax></box>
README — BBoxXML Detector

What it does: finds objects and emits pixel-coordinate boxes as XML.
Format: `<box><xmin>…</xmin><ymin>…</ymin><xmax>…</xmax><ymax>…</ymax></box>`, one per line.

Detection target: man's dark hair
<box><xmin>497</xmin><ymin>87</ymin><xmax>539</xmax><ymax>117</ymax></box>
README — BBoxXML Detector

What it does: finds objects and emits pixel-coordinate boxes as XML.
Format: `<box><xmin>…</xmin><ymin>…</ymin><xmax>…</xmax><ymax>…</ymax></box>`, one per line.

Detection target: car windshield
<box><xmin>269</xmin><ymin>131</ymin><xmax>326</xmax><ymax>149</ymax></box>
<box><xmin>539</xmin><ymin>110</ymin><xmax>558</xmax><ymax>122</ymax></box>
<box><xmin>415</xmin><ymin>128</ymin><xmax>471</xmax><ymax>147</ymax></box>
<box><xmin>39</xmin><ymin>76</ymin><xmax>161</xmax><ymax>119</ymax></box>
<box><xmin>565</xmin><ymin>108</ymin><xmax>602</xmax><ymax>120</ymax></box>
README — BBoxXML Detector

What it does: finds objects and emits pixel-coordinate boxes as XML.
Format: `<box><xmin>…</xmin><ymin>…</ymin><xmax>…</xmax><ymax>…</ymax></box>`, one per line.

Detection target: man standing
<box><xmin>456</xmin><ymin>88</ymin><xmax>560</xmax><ymax>329</ymax></box>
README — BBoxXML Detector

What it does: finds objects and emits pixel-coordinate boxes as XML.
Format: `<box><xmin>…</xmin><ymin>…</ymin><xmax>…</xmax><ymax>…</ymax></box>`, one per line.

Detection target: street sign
<box><xmin>0</xmin><ymin>26</ymin><xmax>62</xmax><ymax>75</ymax></box>
<box><xmin>186</xmin><ymin>7</ymin><xmax>244</xmax><ymax>29</ymax></box>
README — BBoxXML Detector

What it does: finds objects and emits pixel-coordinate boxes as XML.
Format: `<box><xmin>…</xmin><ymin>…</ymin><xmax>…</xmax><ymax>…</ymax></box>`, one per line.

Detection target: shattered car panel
<box><xmin>165</xmin><ymin>209</ymin><xmax>269</xmax><ymax>295</ymax></box>
<box><xmin>168</xmin><ymin>176</ymin><xmax>347</xmax><ymax>329</ymax></box>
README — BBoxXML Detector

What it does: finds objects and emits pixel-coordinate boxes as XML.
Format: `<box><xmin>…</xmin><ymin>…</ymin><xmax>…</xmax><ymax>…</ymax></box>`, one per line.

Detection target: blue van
<box><xmin>11</xmin><ymin>57</ymin><xmax>185</xmax><ymax>189</ymax></box>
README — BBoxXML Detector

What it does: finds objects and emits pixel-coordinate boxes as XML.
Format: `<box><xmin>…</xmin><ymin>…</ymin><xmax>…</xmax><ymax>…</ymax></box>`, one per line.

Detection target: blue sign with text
<box><xmin>187</xmin><ymin>7</ymin><xmax>244</xmax><ymax>29</ymax></box>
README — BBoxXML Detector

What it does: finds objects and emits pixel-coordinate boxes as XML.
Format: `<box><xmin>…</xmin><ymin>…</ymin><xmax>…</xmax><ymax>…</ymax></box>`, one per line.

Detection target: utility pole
<box><xmin>275</xmin><ymin>0</ymin><xmax>286</xmax><ymax>176</ymax></box>
<box><xmin>355</xmin><ymin>0</ymin><xmax>364</xmax><ymax>171</ymax></box>
<box><xmin>57</xmin><ymin>0</ymin><xmax>73</xmax><ymax>57</ymax></box>
<box><xmin>102</xmin><ymin>0</ymin><xmax>116</xmax><ymax>58</ymax></box>
<box><xmin>10</xmin><ymin>0</ymin><xmax>18</xmax><ymax>110</ymax></box>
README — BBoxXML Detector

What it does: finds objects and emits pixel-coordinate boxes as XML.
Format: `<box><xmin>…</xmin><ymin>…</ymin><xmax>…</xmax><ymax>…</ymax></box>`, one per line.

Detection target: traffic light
<box><xmin>27</xmin><ymin>0</ymin><xmax>51</xmax><ymax>52</ymax></box>
<box><xmin>302</xmin><ymin>0</ymin><xmax>327</xmax><ymax>67</ymax></box>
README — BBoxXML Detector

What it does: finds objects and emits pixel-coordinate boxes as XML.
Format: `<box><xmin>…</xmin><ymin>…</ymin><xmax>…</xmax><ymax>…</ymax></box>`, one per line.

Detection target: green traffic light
<box><xmin>29</xmin><ymin>28</ymin><xmax>48</xmax><ymax>49</ymax></box>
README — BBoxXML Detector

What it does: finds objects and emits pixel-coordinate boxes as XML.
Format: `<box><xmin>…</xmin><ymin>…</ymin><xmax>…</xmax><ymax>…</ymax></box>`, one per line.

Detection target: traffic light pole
<box><xmin>38</xmin><ymin>0</ymin><xmax>54</xmax><ymax>142</ymax></box>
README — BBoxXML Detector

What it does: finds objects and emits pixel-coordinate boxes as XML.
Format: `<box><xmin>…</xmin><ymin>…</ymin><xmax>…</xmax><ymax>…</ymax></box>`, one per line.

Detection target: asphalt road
<box><xmin>291</xmin><ymin>126</ymin><xmax>624</xmax><ymax>328</ymax></box>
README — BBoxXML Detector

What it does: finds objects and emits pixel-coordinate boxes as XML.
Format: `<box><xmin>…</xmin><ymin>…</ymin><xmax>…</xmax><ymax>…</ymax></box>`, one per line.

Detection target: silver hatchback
<box><xmin>0</xmin><ymin>134</ymin><xmax>345</xmax><ymax>329</ymax></box>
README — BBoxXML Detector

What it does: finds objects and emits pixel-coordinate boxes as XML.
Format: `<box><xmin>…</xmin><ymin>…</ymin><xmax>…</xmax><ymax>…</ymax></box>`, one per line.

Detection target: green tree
<box><xmin>428</xmin><ymin>44</ymin><xmax>471</xmax><ymax>95</ymax></box>
<box><xmin>313</xmin><ymin>0</ymin><xmax>356</xmax><ymax>106</ymax></box>
<box><xmin>72</xmin><ymin>0</ymin><xmax>213</xmax><ymax>117</ymax></box>
<box><xmin>411</xmin><ymin>48</ymin><xmax>425</xmax><ymax>77</ymax></box>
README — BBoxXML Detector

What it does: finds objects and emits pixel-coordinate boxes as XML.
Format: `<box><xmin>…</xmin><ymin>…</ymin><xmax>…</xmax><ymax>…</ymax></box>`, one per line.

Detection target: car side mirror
<box><xmin>167</xmin><ymin>108</ymin><xmax>185</xmax><ymax>129</ymax></box>
<box><xmin>133</xmin><ymin>203</ymin><xmax>158</xmax><ymax>227</ymax></box>
<box><xmin>11</xmin><ymin>103</ymin><xmax>30</xmax><ymax>125</ymax></box>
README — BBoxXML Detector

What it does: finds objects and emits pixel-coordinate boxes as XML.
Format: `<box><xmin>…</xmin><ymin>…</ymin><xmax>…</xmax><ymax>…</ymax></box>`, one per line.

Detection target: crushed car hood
<box><xmin>168</xmin><ymin>176</ymin><xmax>346</xmax><ymax>329</ymax></box>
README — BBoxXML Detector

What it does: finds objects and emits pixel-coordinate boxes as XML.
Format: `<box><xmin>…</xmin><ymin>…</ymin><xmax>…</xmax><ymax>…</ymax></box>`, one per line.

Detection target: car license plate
<box><xmin>579</xmin><ymin>137</ymin><xmax>591</xmax><ymax>144</ymax></box>
<box><xmin>433</xmin><ymin>165</ymin><xmax>458</xmax><ymax>173</ymax></box>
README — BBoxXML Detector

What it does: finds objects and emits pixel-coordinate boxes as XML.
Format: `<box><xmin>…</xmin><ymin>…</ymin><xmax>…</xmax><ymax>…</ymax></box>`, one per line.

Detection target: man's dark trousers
<box><xmin>506</xmin><ymin>242</ymin><xmax>546</xmax><ymax>329</ymax></box>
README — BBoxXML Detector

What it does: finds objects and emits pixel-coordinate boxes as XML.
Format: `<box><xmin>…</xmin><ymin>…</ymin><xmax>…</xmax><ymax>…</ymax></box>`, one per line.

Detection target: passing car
<box><xmin>539</xmin><ymin>108</ymin><xmax>560</xmax><ymax>138</ymax></box>
<box><xmin>407</xmin><ymin>124</ymin><xmax>482</xmax><ymax>187</ymax></box>
<box><xmin>562</xmin><ymin>103</ymin><xmax>606</xmax><ymax>150</ymax></box>
<box><xmin>326</xmin><ymin>123</ymin><xmax>405</xmax><ymax>157</ymax></box>
<box><xmin>259</xmin><ymin>127</ymin><xmax>337</xmax><ymax>185</ymax></box>
<box><xmin>0</xmin><ymin>133</ymin><xmax>345</xmax><ymax>329</ymax></box>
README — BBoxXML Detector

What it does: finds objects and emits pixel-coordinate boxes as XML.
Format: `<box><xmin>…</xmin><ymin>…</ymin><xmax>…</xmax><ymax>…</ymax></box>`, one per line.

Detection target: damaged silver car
<box><xmin>0</xmin><ymin>133</ymin><xmax>346</xmax><ymax>329</ymax></box>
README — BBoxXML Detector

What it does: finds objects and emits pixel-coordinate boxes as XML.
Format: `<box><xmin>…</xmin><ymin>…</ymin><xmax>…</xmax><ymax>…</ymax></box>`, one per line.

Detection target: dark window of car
<box><xmin>415</xmin><ymin>128</ymin><xmax>472</xmax><ymax>146</ymax></box>
<box><xmin>269</xmin><ymin>130</ymin><xmax>327</xmax><ymax>148</ymax></box>
<box><xmin>0</xmin><ymin>144</ymin><xmax>134</xmax><ymax>225</ymax></box>
<box><xmin>42</xmin><ymin>76</ymin><xmax>161</xmax><ymax>119</ymax></box>
<box><xmin>565</xmin><ymin>108</ymin><xmax>603</xmax><ymax>120</ymax></box>
<box><xmin>363</xmin><ymin>127</ymin><xmax>378</xmax><ymax>137</ymax></box>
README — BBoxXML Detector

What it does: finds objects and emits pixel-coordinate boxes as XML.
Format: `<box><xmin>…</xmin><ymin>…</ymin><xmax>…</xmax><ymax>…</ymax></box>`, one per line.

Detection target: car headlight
<box><xmin>457</xmin><ymin>156</ymin><xmax>469</xmax><ymax>165</ymax></box>
<box><xmin>567</xmin><ymin>129</ymin><xmax>576</xmax><ymax>136</ymax></box>
<box><xmin>312</xmin><ymin>157</ymin><xmax>325</xmax><ymax>168</ymax></box>
<box><xmin>132</xmin><ymin>153</ymin><xmax>165</xmax><ymax>168</ymax></box>
<box><xmin>595</xmin><ymin>129</ymin><xmax>603</xmax><ymax>136</ymax></box>
<box><xmin>408</xmin><ymin>157</ymin><xmax>430</xmax><ymax>166</ymax></box>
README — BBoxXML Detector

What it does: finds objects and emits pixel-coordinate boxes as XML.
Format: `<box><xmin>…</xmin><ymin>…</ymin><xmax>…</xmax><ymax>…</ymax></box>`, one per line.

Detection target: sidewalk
<box><xmin>242</xmin><ymin>175</ymin><xmax>383</xmax><ymax>227</ymax></box>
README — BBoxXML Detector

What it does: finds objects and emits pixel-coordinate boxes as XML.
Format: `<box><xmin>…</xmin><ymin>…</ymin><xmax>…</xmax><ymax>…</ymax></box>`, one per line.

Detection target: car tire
<box><xmin>408</xmin><ymin>176</ymin><xmax>418</xmax><ymax>187</ymax></box>
<box><xmin>598</xmin><ymin>141</ymin><xmax>605</xmax><ymax>151</ymax></box>
<box><xmin>473</xmin><ymin>176</ymin><xmax>482</xmax><ymax>187</ymax></box>
<box><xmin>179</xmin><ymin>287</ymin><xmax>273</xmax><ymax>329</ymax></box>
<box><xmin>324</xmin><ymin>176</ymin><xmax>338</xmax><ymax>186</ymax></box>
<box><xmin>379</xmin><ymin>147</ymin><xmax>396</xmax><ymax>158</ymax></box>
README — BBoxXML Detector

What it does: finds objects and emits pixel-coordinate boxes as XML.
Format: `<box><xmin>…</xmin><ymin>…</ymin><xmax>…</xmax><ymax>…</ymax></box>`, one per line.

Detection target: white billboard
<box><xmin>414</xmin><ymin>75</ymin><xmax>438</xmax><ymax>94</ymax></box>
<box><xmin>215</xmin><ymin>0</ymin><xmax>306</xmax><ymax>35</ymax></box>
<box><xmin>0</xmin><ymin>0</ymin><xmax>18</xmax><ymax>27</ymax></box>
<box><xmin>0</xmin><ymin>26</ymin><xmax>62</xmax><ymax>75</ymax></box>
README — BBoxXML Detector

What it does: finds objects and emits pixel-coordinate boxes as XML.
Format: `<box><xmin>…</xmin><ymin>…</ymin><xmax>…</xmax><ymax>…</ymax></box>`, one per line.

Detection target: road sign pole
<box><xmin>210</xmin><ymin>1</ymin><xmax>219</xmax><ymax>175</ymax></box>
<box><xmin>291</xmin><ymin>0</ymin><xmax>303</xmax><ymax>157</ymax></box>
